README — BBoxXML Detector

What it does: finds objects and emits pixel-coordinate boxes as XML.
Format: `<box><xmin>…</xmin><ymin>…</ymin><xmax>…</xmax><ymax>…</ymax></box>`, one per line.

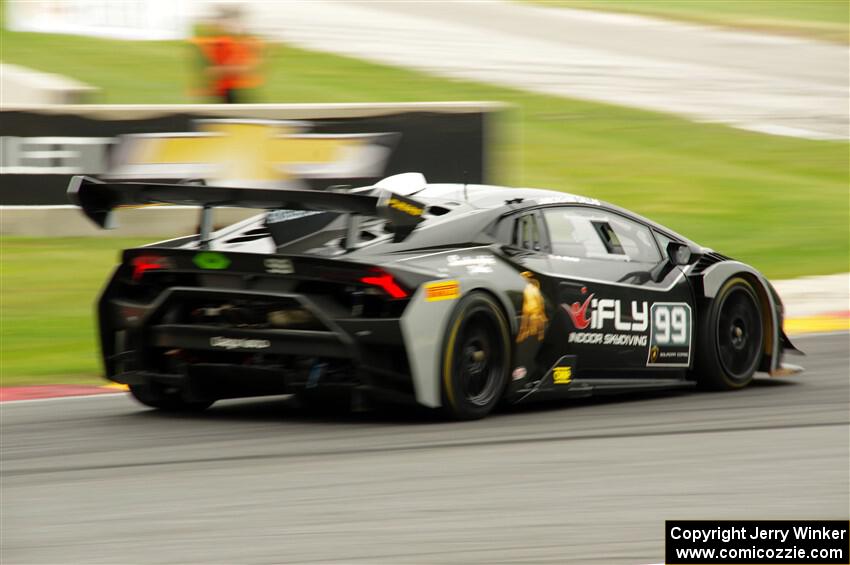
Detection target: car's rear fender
<box><xmin>398</xmin><ymin>253</ymin><xmax>526</xmax><ymax>408</ymax></box>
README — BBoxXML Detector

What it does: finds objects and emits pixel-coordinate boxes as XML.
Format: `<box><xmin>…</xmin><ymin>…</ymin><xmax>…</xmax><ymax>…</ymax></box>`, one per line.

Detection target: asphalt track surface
<box><xmin>2</xmin><ymin>333</ymin><xmax>848</xmax><ymax>564</ymax></box>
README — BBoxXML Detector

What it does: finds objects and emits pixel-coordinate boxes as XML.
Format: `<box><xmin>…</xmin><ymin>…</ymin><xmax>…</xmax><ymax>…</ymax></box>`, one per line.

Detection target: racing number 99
<box><xmin>654</xmin><ymin>305</ymin><xmax>688</xmax><ymax>345</ymax></box>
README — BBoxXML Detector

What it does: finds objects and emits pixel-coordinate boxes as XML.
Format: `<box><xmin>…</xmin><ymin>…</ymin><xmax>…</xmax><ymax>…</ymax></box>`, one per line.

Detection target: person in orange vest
<box><xmin>191</xmin><ymin>6</ymin><xmax>263</xmax><ymax>103</ymax></box>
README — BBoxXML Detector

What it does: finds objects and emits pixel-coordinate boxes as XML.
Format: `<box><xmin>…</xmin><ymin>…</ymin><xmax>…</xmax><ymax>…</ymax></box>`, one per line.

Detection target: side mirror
<box><xmin>667</xmin><ymin>241</ymin><xmax>699</xmax><ymax>266</ymax></box>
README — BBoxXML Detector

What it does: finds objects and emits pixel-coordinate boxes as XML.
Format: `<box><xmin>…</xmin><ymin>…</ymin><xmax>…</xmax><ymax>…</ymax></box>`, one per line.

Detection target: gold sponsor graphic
<box><xmin>425</xmin><ymin>280</ymin><xmax>460</xmax><ymax>302</ymax></box>
<box><xmin>388</xmin><ymin>197</ymin><xmax>424</xmax><ymax>217</ymax></box>
<box><xmin>516</xmin><ymin>271</ymin><xmax>548</xmax><ymax>343</ymax></box>
<box><xmin>553</xmin><ymin>366</ymin><xmax>572</xmax><ymax>385</ymax></box>
<box><xmin>111</xmin><ymin>119</ymin><xmax>392</xmax><ymax>187</ymax></box>
<box><xmin>649</xmin><ymin>345</ymin><xmax>660</xmax><ymax>363</ymax></box>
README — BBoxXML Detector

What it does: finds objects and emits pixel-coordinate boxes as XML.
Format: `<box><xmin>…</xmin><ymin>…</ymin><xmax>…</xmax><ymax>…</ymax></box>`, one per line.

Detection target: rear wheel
<box><xmin>696</xmin><ymin>277</ymin><xmax>764</xmax><ymax>390</ymax></box>
<box><xmin>440</xmin><ymin>292</ymin><xmax>511</xmax><ymax>420</ymax></box>
<box><xmin>129</xmin><ymin>383</ymin><xmax>215</xmax><ymax>412</ymax></box>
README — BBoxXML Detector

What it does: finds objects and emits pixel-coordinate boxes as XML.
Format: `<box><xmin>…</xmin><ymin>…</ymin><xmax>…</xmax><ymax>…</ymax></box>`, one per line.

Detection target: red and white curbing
<box><xmin>773</xmin><ymin>273</ymin><xmax>849</xmax><ymax>335</ymax></box>
<box><xmin>0</xmin><ymin>383</ymin><xmax>128</xmax><ymax>403</ymax></box>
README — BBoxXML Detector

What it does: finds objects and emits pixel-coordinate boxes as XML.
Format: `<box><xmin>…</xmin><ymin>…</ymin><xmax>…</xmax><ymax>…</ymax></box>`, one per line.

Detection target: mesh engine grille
<box><xmin>691</xmin><ymin>251</ymin><xmax>729</xmax><ymax>274</ymax></box>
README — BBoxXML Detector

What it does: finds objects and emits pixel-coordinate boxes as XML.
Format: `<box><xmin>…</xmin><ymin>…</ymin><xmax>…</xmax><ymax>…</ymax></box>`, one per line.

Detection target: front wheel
<box><xmin>696</xmin><ymin>277</ymin><xmax>764</xmax><ymax>390</ymax></box>
<box><xmin>129</xmin><ymin>383</ymin><xmax>215</xmax><ymax>412</ymax></box>
<box><xmin>440</xmin><ymin>292</ymin><xmax>511</xmax><ymax>420</ymax></box>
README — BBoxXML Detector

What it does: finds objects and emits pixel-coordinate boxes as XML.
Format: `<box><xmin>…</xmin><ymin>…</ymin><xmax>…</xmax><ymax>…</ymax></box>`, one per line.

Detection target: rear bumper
<box><xmin>114</xmin><ymin>364</ymin><xmax>385</xmax><ymax>403</ymax></box>
<box><xmin>101</xmin><ymin>286</ymin><xmax>416</xmax><ymax>403</ymax></box>
<box><xmin>151</xmin><ymin>324</ymin><xmax>354</xmax><ymax>359</ymax></box>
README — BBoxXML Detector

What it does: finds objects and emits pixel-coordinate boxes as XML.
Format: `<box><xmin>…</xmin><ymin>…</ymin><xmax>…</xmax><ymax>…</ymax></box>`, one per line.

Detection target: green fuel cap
<box><xmin>193</xmin><ymin>251</ymin><xmax>231</xmax><ymax>270</ymax></box>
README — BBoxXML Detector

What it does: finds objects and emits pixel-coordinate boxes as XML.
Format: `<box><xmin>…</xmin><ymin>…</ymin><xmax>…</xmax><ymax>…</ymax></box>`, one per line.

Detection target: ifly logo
<box><xmin>564</xmin><ymin>293</ymin><xmax>594</xmax><ymax>329</ymax></box>
<box><xmin>563</xmin><ymin>291</ymin><xmax>648</xmax><ymax>332</ymax></box>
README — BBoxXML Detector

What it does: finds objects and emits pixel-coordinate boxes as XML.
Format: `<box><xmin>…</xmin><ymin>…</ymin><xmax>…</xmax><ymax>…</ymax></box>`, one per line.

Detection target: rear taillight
<box><xmin>130</xmin><ymin>255</ymin><xmax>172</xmax><ymax>281</ymax></box>
<box><xmin>360</xmin><ymin>270</ymin><xmax>408</xmax><ymax>299</ymax></box>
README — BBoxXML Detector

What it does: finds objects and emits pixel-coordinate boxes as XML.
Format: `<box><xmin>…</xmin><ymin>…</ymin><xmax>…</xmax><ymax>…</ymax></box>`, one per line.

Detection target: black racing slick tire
<box><xmin>440</xmin><ymin>292</ymin><xmax>511</xmax><ymax>420</ymax></box>
<box><xmin>696</xmin><ymin>277</ymin><xmax>764</xmax><ymax>390</ymax></box>
<box><xmin>129</xmin><ymin>383</ymin><xmax>215</xmax><ymax>412</ymax></box>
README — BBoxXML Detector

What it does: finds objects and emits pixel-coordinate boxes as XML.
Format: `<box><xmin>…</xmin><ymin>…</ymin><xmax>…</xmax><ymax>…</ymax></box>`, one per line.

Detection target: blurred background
<box><xmin>0</xmin><ymin>0</ymin><xmax>850</xmax><ymax>384</ymax></box>
<box><xmin>1</xmin><ymin>2</ymin><xmax>848</xmax><ymax>563</ymax></box>
<box><xmin>6</xmin><ymin>0</ymin><xmax>848</xmax><ymax>386</ymax></box>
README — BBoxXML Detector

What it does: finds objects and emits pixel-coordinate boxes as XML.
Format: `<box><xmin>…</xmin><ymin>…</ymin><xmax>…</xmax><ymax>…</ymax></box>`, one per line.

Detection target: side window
<box><xmin>542</xmin><ymin>207</ymin><xmax>660</xmax><ymax>263</ymax></box>
<box><xmin>511</xmin><ymin>213</ymin><xmax>543</xmax><ymax>251</ymax></box>
<box><xmin>496</xmin><ymin>213</ymin><xmax>544</xmax><ymax>251</ymax></box>
<box><xmin>653</xmin><ymin>231</ymin><xmax>676</xmax><ymax>258</ymax></box>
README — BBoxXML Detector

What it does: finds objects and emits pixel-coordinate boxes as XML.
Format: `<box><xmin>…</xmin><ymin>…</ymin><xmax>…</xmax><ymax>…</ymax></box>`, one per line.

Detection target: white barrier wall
<box><xmin>5</xmin><ymin>0</ymin><xmax>192</xmax><ymax>40</ymax></box>
<box><xmin>1</xmin><ymin>64</ymin><xmax>97</xmax><ymax>105</ymax></box>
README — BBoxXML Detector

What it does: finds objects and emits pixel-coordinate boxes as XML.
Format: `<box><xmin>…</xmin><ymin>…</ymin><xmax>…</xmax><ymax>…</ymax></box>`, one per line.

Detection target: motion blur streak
<box><xmin>1</xmin><ymin>333</ymin><xmax>846</xmax><ymax>564</ymax></box>
<box><xmin>248</xmin><ymin>0</ymin><xmax>849</xmax><ymax>139</ymax></box>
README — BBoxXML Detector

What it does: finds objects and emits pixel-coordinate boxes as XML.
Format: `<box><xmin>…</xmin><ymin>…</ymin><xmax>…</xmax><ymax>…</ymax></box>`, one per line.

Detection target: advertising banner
<box><xmin>0</xmin><ymin>102</ymin><xmax>504</xmax><ymax>205</ymax></box>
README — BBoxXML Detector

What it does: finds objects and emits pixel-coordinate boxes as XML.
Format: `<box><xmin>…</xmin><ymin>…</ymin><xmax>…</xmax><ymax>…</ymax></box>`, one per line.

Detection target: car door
<box><xmin>491</xmin><ymin>210</ymin><xmax>561</xmax><ymax>384</ymax></box>
<box><xmin>537</xmin><ymin>205</ymin><xmax>694</xmax><ymax>375</ymax></box>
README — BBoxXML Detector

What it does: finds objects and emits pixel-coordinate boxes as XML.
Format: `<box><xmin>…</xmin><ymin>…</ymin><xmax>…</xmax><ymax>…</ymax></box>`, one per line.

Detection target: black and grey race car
<box><xmin>70</xmin><ymin>173</ymin><xmax>802</xmax><ymax>419</ymax></box>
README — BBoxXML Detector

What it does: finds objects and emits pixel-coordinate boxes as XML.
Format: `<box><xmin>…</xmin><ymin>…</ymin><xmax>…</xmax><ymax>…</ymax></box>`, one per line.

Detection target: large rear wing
<box><xmin>67</xmin><ymin>175</ymin><xmax>425</xmax><ymax>244</ymax></box>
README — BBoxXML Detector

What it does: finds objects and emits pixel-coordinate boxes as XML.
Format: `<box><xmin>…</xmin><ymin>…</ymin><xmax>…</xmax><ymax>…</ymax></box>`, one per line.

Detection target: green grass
<box><xmin>1</xmin><ymin>238</ymin><xmax>149</xmax><ymax>386</ymax></box>
<box><xmin>525</xmin><ymin>1</ymin><xmax>849</xmax><ymax>43</ymax></box>
<box><xmin>1</xmin><ymin>29</ymin><xmax>848</xmax><ymax>385</ymax></box>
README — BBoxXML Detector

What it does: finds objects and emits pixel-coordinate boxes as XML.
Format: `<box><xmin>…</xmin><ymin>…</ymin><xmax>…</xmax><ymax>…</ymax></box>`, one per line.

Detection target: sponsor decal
<box><xmin>649</xmin><ymin>345</ymin><xmax>660</xmax><ymax>363</ymax></box>
<box><xmin>564</xmin><ymin>289</ymin><xmax>648</xmax><ymax>332</ymax></box>
<box><xmin>266</xmin><ymin>209</ymin><xmax>324</xmax><ymax>224</ymax></box>
<box><xmin>447</xmin><ymin>254</ymin><xmax>496</xmax><ymax>274</ymax></box>
<box><xmin>193</xmin><ymin>251</ymin><xmax>231</xmax><ymax>270</ymax></box>
<box><xmin>516</xmin><ymin>271</ymin><xmax>548</xmax><ymax>343</ymax></box>
<box><xmin>553</xmin><ymin>366</ymin><xmax>572</xmax><ymax>385</ymax></box>
<box><xmin>264</xmin><ymin>258</ymin><xmax>294</xmax><ymax>274</ymax></box>
<box><xmin>646</xmin><ymin>303</ymin><xmax>692</xmax><ymax>366</ymax></box>
<box><xmin>387</xmin><ymin>196</ymin><xmax>424</xmax><ymax>217</ymax></box>
<box><xmin>537</xmin><ymin>195</ymin><xmax>600</xmax><ymax>206</ymax></box>
<box><xmin>563</xmin><ymin>287</ymin><xmax>652</xmax><ymax>348</ymax></box>
<box><xmin>550</xmin><ymin>254</ymin><xmax>581</xmax><ymax>263</ymax></box>
<box><xmin>564</xmin><ymin>289</ymin><xmax>594</xmax><ymax>330</ymax></box>
<box><xmin>424</xmin><ymin>280</ymin><xmax>460</xmax><ymax>301</ymax></box>
<box><xmin>210</xmin><ymin>336</ymin><xmax>271</xmax><ymax>350</ymax></box>
<box><xmin>573</xmin><ymin>195</ymin><xmax>601</xmax><ymax>206</ymax></box>
<box><xmin>568</xmin><ymin>332</ymin><xmax>648</xmax><ymax>347</ymax></box>
<box><xmin>511</xmin><ymin>366</ymin><xmax>527</xmax><ymax>381</ymax></box>
<box><xmin>536</xmin><ymin>196</ymin><xmax>573</xmax><ymax>205</ymax></box>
